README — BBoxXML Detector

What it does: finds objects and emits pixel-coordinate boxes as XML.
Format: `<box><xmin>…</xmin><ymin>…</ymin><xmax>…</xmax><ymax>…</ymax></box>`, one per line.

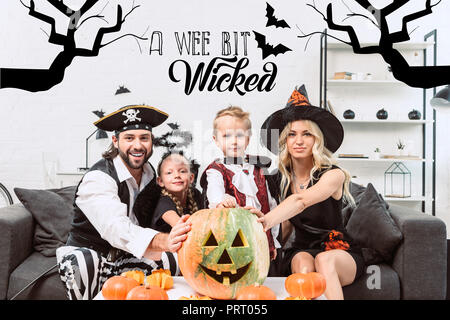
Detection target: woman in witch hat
<box><xmin>248</xmin><ymin>85</ymin><xmax>365</xmax><ymax>300</ymax></box>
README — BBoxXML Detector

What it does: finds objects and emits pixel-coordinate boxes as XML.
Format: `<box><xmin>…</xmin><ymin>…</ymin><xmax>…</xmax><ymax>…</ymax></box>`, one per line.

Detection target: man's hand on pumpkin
<box><xmin>168</xmin><ymin>214</ymin><xmax>192</xmax><ymax>252</ymax></box>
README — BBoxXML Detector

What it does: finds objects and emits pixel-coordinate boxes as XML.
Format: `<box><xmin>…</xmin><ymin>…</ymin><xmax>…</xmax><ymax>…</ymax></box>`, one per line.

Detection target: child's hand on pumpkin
<box><xmin>216</xmin><ymin>195</ymin><xmax>237</xmax><ymax>208</ymax></box>
<box><xmin>168</xmin><ymin>214</ymin><xmax>191</xmax><ymax>252</ymax></box>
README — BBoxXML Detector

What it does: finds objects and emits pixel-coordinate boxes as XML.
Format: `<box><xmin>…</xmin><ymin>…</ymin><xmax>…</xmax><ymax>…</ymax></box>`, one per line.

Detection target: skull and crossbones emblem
<box><xmin>122</xmin><ymin>109</ymin><xmax>141</xmax><ymax>124</ymax></box>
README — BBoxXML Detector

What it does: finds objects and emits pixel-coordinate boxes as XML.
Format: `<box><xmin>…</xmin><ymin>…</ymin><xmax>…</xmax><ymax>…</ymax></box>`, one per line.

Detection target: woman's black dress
<box><xmin>268</xmin><ymin>166</ymin><xmax>365</xmax><ymax>279</ymax></box>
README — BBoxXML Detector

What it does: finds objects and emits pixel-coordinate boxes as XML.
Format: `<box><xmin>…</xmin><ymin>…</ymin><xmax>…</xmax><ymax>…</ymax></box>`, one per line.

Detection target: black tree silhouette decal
<box><xmin>0</xmin><ymin>0</ymin><xmax>147</xmax><ymax>92</ymax></box>
<box><xmin>299</xmin><ymin>0</ymin><xmax>449</xmax><ymax>88</ymax></box>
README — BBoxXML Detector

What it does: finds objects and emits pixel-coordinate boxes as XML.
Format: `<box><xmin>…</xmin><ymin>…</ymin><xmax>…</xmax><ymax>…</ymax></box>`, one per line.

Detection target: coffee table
<box><xmin>94</xmin><ymin>276</ymin><xmax>326</xmax><ymax>300</ymax></box>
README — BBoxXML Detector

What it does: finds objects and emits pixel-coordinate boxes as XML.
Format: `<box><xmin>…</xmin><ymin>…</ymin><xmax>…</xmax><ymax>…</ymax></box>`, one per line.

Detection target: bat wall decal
<box><xmin>115</xmin><ymin>85</ymin><xmax>131</xmax><ymax>95</ymax></box>
<box><xmin>266</xmin><ymin>2</ymin><xmax>290</xmax><ymax>29</ymax></box>
<box><xmin>253</xmin><ymin>31</ymin><xmax>292</xmax><ymax>59</ymax></box>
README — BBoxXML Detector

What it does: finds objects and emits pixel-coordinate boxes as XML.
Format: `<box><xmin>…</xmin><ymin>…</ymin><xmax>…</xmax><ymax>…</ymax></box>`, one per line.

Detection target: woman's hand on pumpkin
<box><xmin>244</xmin><ymin>206</ymin><xmax>264</xmax><ymax>218</ymax></box>
<box><xmin>244</xmin><ymin>206</ymin><xmax>270</xmax><ymax>231</ymax></box>
<box><xmin>168</xmin><ymin>215</ymin><xmax>191</xmax><ymax>252</ymax></box>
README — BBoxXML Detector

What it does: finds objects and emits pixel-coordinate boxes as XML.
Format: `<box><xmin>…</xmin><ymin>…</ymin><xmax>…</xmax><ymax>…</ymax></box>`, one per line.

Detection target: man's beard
<box><xmin>118</xmin><ymin>147</ymin><xmax>153</xmax><ymax>170</ymax></box>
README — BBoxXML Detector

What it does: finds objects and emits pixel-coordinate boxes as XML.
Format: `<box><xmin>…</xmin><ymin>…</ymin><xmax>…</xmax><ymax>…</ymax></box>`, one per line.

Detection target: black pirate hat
<box><xmin>94</xmin><ymin>105</ymin><xmax>168</xmax><ymax>134</ymax></box>
<box><xmin>261</xmin><ymin>85</ymin><xmax>343</xmax><ymax>154</ymax></box>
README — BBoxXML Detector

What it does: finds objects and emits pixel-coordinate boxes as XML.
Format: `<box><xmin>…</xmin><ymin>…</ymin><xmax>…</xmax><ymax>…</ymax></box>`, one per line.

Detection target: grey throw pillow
<box><xmin>346</xmin><ymin>183</ymin><xmax>403</xmax><ymax>264</ymax></box>
<box><xmin>14</xmin><ymin>186</ymin><xmax>77</xmax><ymax>257</ymax></box>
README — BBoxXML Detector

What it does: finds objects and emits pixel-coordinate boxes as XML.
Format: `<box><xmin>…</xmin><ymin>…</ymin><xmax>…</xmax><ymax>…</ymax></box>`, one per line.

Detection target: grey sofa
<box><xmin>0</xmin><ymin>197</ymin><xmax>447</xmax><ymax>300</ymax></box>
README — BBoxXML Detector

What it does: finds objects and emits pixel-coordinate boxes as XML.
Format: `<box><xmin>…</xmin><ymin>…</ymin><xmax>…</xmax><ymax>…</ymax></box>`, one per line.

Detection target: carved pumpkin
<box><xmin>178</xmin><ymin>208</ymin><xmax>270</xmax><ymax>300</ymax></box>
<box><xmin>101</xmin><ymin>275</ymin><xmax>140</xmax><ymax>300</ymax></box>
<box><xmin>236</xmin><ymin>284</ymin><xmax>277</xmax><ymax>300</ymax></box>
<box><xmin>285</xmin><ymin>271</ymin><xmax>326</xmax><ymax>299</ymax></box>
<box><xmin>145</xmin><ymin>269</ymin><xmax>173</xmax><ymax>290</ymax></box>
<box><xmin>126</xmin><ymin>284</ymin><xmax>169</xmax><ymax>300</ymax></box>
<box><xmin>121</xmin><ymin>270</ymin><xmax>145</xmax><ymax>285</ymax></box>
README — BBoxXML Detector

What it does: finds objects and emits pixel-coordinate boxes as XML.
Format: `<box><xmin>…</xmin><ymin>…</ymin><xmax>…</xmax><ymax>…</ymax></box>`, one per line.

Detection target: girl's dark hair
<box><xmin>157</xmin><ymin>150</ymin><xmax>186</xmax><ymax>176</ymax></box>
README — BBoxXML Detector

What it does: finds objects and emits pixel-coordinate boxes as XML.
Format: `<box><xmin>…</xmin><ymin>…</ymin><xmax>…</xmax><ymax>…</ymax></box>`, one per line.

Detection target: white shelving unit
<box><xmin>327</xmin><ymin>79</ymin><xmax>405</xmax><ymax>86</ymax></box>
<box><xmin>320</xmin><ymin>32</ymin><xmax>436</xmax><ymax>214</ymax></box>
<box><xmin>336</xmin><ymin>158</ymin><xmax>426</xmax><ymax>163</ymax></box>
<box><xmin>326</xmin><ymin>41</ymin><xmax>434</xmax><ymax>50</ymax></box>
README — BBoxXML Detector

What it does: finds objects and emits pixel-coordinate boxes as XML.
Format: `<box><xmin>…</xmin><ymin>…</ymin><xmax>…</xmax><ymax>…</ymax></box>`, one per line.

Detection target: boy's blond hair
<box><xmin>213</xmin><ymin>106</ymin><xmax>252</xmax><ymax>134</ymax></box>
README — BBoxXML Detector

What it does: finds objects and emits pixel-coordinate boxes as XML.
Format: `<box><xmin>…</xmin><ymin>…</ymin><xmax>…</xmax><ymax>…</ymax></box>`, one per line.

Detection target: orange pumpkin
<box><xmin>285</xmin><ymin>271</ymin><xmax>326</xmax><ymax>299</ymax></box>
<box><xmin>101</xmin><ymin>275</ymin><xmax>140</xmax><ymax>300</ymax></box>
<box><xmin>178</xmin><ymin>208</ymin><xmax>270</xmax><ymax>300</ymax></box>
<box><xmin>236</xmin><ymin>284</ymin><xmax>276</xmax><ymax>300</ymax></box>
<box><xmin>285</xmin><ymin>296</ymin><xmax>310</xmax><ymax>300</ymax></box>
<box><xmin>126</xmin><ymin>285</ymin><xmax>169</xmax><ymax>300</ymax></box>
<box><xmin>145</xmin><ymin>269</ymin><xmax>173</xmax><ymax>290</ymax></box>
<box><xmin>121</xmin><ymin>270</ymin><xmax>145</xmax><ymax>285</ymax></box>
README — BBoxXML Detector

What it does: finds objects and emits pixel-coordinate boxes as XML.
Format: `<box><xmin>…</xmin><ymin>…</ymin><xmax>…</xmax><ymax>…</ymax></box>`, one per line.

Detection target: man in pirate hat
<box><xmin>56</xmin><ymin>105</ymin><xmax>191</xmax><ymax>300</ymax></box>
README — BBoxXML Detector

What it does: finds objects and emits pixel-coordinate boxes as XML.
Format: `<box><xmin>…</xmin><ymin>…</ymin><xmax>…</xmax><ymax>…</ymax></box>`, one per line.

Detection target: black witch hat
<box><xmin>260</xmin><ymin>85</ymin><xmax>344</xmax><ymax>154</ymax></box>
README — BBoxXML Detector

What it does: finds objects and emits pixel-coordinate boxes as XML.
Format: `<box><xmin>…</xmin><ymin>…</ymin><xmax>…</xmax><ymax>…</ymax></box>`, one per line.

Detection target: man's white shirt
<box><xmin>74</xmin><ymin>156</ymin><xmax>158</xmax><ymax>259</ymax></box>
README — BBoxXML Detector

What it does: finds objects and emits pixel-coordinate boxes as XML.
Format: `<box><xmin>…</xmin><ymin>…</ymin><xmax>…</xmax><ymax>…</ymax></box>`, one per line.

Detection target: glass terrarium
<box><xmin>384</xmin><ymin>162</ymin><xmax>411</xmax><ymax>198</ymax></box>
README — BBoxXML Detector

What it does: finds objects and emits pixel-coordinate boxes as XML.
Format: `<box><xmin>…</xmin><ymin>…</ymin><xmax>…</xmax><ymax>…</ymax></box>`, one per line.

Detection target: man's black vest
<box><xmin>66</xmin><ymin>158</ymin><xmax>161</xmax><ymax>256</ymax></box>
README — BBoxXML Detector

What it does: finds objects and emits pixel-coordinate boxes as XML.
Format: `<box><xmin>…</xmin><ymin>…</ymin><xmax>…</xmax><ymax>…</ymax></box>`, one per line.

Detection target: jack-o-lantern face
<box><xmin>178</xmin><ymin>208</ymin><xmax>270</xmax><ymax>300</ymax></box>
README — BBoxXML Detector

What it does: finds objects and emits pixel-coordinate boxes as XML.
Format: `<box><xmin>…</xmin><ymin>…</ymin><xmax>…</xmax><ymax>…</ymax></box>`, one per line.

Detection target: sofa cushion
<box><xmin>343</xmin><ymin>263</ymin><xmax>400</xmax><ymax>300</ymax></box>
<box><xmin>7</xmin><ymin>251</ymin><xmax>67</xmax><ymax>300</ymax></box>
<box><xmin>346</xmin><ymin>183</ymin><xmax>403</xmax><ymax>264</ymax></box>
<box><xmin>14</xmin><ymin>186</ymin><xmax>77</xmax><ymax>257</ymax></box>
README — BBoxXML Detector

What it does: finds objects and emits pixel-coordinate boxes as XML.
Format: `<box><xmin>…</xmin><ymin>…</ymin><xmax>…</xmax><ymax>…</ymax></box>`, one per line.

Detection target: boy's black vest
<box><xmin>66</xmin><ymin>158</ymin><xmax>160</xmax><ymax>257</ymax></box>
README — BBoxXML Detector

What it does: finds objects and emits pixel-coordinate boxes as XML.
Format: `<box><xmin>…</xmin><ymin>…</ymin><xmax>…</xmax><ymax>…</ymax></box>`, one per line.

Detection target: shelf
<box><xmin>336</xmin><ymin>157</ymin><xmax>426</xmax><ymax>162</ymax></box>
<box><xmin>384</xmin><ymin>196</ymin><xmax>431</xmax><ymax>202</ymax></box>
<box><xmin>339</xmin><ymin>119</ymin><xmax>431</xmax><ymax>124</ymax></box>
<box><xmin>326</xmin><ymin>41</ymin><xmax>434</xmax><ymax>50</ymax></box>
<box><xmin>327</xmin><ymin>79</ymin><xmax>405</xmax><ymax>86</ymax></box>
<box><xmin>56</xmin><ymin>172</ymin><xmax>85</xmax><ymax>176</ymax></box>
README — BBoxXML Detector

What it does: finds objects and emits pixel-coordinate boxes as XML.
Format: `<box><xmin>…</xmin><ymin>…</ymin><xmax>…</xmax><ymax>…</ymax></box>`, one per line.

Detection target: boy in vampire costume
<box><xmin>56</xmin><ymin>105</ymin><xmax>192</xmax><ymax>300</ymax></box>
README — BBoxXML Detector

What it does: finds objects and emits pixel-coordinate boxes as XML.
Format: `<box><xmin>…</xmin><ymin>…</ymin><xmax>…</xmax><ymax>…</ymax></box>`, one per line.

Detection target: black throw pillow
<box><xmin>14</xmin><ymin>186</ymin><xmax>77</xmax><ymax>257</ymax></box>
<box><xmin>346</xmin><ymin>183</ymin><xmax>403</xmax><ymax>264</ymax></box>
<box><xmin>341</xmin><ymin>182</ymin><xmax>366</xmax><ymax>226</ymax></box>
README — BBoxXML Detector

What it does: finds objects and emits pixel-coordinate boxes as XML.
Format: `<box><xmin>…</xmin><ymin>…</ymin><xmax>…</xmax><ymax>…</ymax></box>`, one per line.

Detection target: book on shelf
<box><xmin>333</xmin><ymin>72</ymin><xmax>352</xmax><ymax>80</ymax></box>
<box><xmin>384</xmin><ymin>194</ymin><xmax>411</xmax><ymax>198</ymax></box>
<box><xmin>338</xmin><ymin>154</ymin><xmax>368</xmax><ymax>158</ymax></box>
<box><xmin>381</xmin><ymin>155</ymin><xmax>421</xmax><ymax>160</ymax></box>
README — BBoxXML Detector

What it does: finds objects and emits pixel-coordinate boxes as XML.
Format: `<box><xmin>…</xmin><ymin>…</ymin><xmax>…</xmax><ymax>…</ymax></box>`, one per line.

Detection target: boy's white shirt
<box><xmin>205</xmin><ymin>159</ymin><xmax>281</xmax><ymax>248</ymax></box>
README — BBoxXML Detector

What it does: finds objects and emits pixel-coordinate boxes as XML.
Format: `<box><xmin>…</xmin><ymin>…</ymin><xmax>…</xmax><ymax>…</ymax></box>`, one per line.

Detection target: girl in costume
<box><xmin>249</xmin><ymin>85</ymin><xmax>365</xmax><ymax>300</ymax></box>
<box><xmin>150</xmin><ymin>151</ymin><xmax>203</xmax><ymax>233</ymax></box>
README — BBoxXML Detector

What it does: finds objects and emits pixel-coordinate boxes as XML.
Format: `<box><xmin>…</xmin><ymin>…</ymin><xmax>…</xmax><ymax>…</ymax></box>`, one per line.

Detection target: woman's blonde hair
<box><xmin>278</xmin><ymin>120</ymin><xmax>355</xmax><ymax>207</ymax></box>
